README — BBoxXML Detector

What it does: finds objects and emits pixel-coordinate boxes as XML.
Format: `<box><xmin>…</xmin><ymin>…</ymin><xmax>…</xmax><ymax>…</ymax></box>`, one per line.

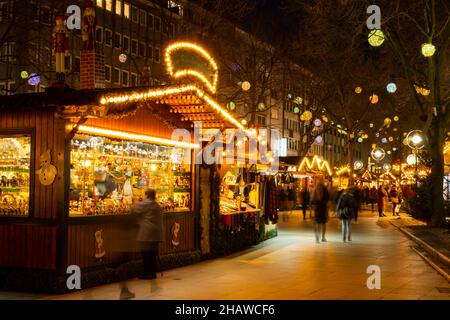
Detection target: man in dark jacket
<box><xmin>131</xmin><ymin>189</ymin><xmax>163</xmax><ymax>279</ymax></box>
<box><xmin>336</xmin><ymin>189</ymin><xmax>357</xmax><ymax>242</ymax></box>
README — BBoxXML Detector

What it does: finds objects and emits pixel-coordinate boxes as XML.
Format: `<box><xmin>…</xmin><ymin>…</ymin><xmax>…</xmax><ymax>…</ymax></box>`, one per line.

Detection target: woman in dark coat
<box><xmin>311</xmin><ymin>178</ymin><xmax>330</xmax><ymax>243</ymax></box>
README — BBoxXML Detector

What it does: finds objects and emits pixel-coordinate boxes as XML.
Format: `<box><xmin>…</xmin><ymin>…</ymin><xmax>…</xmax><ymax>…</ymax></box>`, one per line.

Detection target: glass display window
<box><xmin>0</xmin><ymin>134</ymin><xmax>32</xmax><ymax>216</ymax></box>
<box><xmin>69</xmin><ymin>133</ymin><xmax>192</xmax><ymax>216</ymax></box>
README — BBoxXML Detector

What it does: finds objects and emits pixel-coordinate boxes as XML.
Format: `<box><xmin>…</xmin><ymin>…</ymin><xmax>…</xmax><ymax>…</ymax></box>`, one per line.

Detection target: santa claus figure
<box><xmin>52</xmin><ymin>15</ymin><xmax>69</xmax><ymax>83</ymax></box>
<box><xmin>82</xmin><ymin>0</ymin><xmax>96</xmax><ymax>50</ymax></box>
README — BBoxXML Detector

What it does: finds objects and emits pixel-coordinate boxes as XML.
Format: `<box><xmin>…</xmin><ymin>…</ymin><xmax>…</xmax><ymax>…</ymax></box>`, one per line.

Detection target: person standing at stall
<box><xmin>131</xmin><ymin>189</ymin><xmax>163</xmax><ymax>279</ymax></box>
<box><xmin>311</xmin><ymin>178</ymin><xmax>330</xmax><ymax>243</ymax></box>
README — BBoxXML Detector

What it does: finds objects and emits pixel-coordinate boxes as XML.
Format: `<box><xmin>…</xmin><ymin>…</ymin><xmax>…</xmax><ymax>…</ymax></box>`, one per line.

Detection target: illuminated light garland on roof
<box><xmin>165</xmin><ymin>42</ymin><xmax>219</xmax><ymax>94</ymax></box>
<box><xmin>77</xmin><ymin>125</ymin><xmax>200</xmax><ymax>149</ymax></box>
<box><xmin>298</xmin><ymin>155</ymin><xmax>333</xmax><ymax>176</ymax></box>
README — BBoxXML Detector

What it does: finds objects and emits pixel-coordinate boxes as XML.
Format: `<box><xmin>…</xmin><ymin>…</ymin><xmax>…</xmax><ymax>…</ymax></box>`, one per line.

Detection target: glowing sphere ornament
<box><xmin>406</xmin><ymin>130</ymin><xmax>425</xmax><ymax>149</ymax></box>
<box><xmin>28</xmin><ymin>73</ymin><xmax>40</xmax><ymax>86</ymax></box>
<box><xmin>370</xmin><ymin>123</ymin><xmax>374</xmax><ymax>128</ymax></box>
<box><xmin>406</xmin><ymin>154</ymin><xmax>418</xmax><ymax>165</ymax></box>
<box><xmin>421</xmin><ymin>43</ymin><xmax>436</xmax><ymax>57</ymax></box>
<box><xmin>371</xmin><ymin>148</ymin><xmax>385</xmax><ymax>161</ymax></box>
<box><xmin>314</xmin><ymin>135</ymin><xmax>323</xmax><ymax>144</ymax></box>
<box><xmin>300</xmin><ymin>110</ymin><xmax>313</xmax><ymax>121</ymax></box>
<box><xmin>384</xmin><ymin>118</ymin><xmax>392</xmax><ymax>126</ymax></box>
<box><xmin>294</xmin><ymin>96</ymin><xmax>303</xmax><ymax>105</ymax></box>
<box><xmin>20</xmin><ymin>71</ymin><xmax>29</xmax><ymax>79</ymax></box>
<box><xmin>258</xmin><ymin>102</ymin><xmax>266</xmax><ymax>111</ymax></box>
<box><xmin>388</xmin><ymin>136</ymin><xmax>394</xmax><ymax>142</ymax></box>
<box><xmin>241</xmin><ymin>81</ymin><xmax>251</xmax><ymax>91</ymax></box>
<box><xmin>370</xmin><ymin>94</ymin><xmax>379</xmax><ymax>104</ymax></box>
<box><xmin>393</xmin><ymin>116</ymin><xmax>399</xmax><ymax>122</ymax></box>
<box><xmin>386</xmin><ymin>82</ymin><xmax>397</xmax><ymax>93</ymax></box>
<box><xmin>368</xmin><ymin>29</ymin><xmax>385</xmax><ymax>47</ymax></box>
<box><xmin>383</xmin><ymin>164</ymin><xmax>392</xmax><ymax>171</ymax></box>
<box><xmin>119</xmin><ymin>53</ymin><xmax>127</xmax><ymax>63</ymax></box>
<box><xmin>322</xmin><ymin>115</ymin><xmax>329</xmax><ymax>123</ymax></box>
<box><xmin>357</xmin><ymin>137</ymin><xmax>363</xmax><ymax>143</ymax></box>
<box><xmin>354</xmin><ymin>160</ymin><xmax>364</xmax><ymax>170</ymax></box>
<box><xmin>313</xmin><ymin>119</ymin><xmax>322</xmax><ymax>127</ymax></box>
<box><xmin>293</xmin><ymin>106</ymin><xmax>301</xmax><ymax>114</ymax></box>
<box><xmin>381</xmin><ymin>137</ymin><xmax>388</xmax><ymax>144</ymax></box>
<box><xmin>241</xmin><ymin>119</ymin><xmax>247</xmax><ymax>126</ymax></box>
<box><xmin>355</xmin><ymin>87</ymin><xmax>362</xmax><ymax>94</ymax></box>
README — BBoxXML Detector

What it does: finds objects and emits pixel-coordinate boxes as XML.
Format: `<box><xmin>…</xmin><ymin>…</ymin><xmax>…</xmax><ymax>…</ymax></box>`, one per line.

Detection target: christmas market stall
<box><xmin>0</xmin><ymin>41</ymin><xmax>271</xmax><ymax>292</ymax></box>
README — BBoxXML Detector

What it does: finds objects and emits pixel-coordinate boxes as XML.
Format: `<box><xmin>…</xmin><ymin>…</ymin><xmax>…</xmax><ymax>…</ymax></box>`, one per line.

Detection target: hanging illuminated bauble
<box><xmin>372</xmin><ymin>144</ymin><xmax>377</xmax><ymax>149</ymax></box>
<box><xmin>387</xmin><ymin>150</ymin><xmax>392</xmax><ymax>155</ymax></box>
<box><xmin>20</xmin><ymin>71</ymin><xmax>29</xmax><ymax>79</ymax></box>
<box><xmin>368</xmin><ymin>29</ymin><xmax>385</xmax><ymax>47</ymax></box>
<box><xmin>313</xmin><ymin>118</ymin><xmax>322</xmax><ymax>127</ymax></box>
<box><xmin>384</xmin><ymin>118</ymin><xmax>392</xmax><ymax>126</ymax></box>
<box><xmin>393</xmin><ymin>147</ymin><xmax>397</xmax><ymax>151</ymax></box>
<box><xmin>406</xmin><ymin>130</ymin><xmax>425</xmax><ymax>149</ymax></box>
<box><xmin>355</xmin><ymin>86</ymin><xmax>362</xmax><ymax>94</ymax></box>
<box><xmin>322</xmin><ymin>115</ymin><xmax>329</xmax><ymax>123</ymax></box>
<box><xmin>363</xmin><ymin>134</ymin><xmax>369</xmax><ymax>139</ymax></box>
<box><xmin>421</xmin><ymin>43</ymin><xmax>436</xmax><ymax>57</ymax></box>
<box><xmin>300</xmin><ymin>110</ymin><xmax>312</xmax><ymax>121</ymax></box>
<box><xmin>293</xmin><ymin>106</ymin><xmax>301</xmax><ymax>114</ymax></box>
<box><xmin>354</xmin><ymin>160</ymin><xmax>364</xmax><ymax>170</ymax></box>
<box><xmin>371</xmin><ymin>147</ymin><xmax>385</xmax><ymax>161</ymax></box>
<box><xmin>258</xmin><ymin>102</ymin><xmax>266</xmax><ymax>111</ymax></box>
<box><xmin>375</xmin><ymin>133</ymin><xmax>380</xmax><ymax>138</ymax></box>
<box><xmin>314</xmin><ymin>135</ymin><xmax>323</xmax><ymax>144</ymax></box>
<box><xmin>241</xmin><ymin>81</ymin><xmax>251</xmax><ymax>91</ymax></box>
<box><xmin>287</xmin><ymin>93</ymin><xmax>293</xmax><ymax>99</ymax></box>
<box><xmin>388</xmin><ymin>136</ymin><xmax>394</xmax><ymax>142</ymax></box>
<box><xmin>406</xmin><ymin>154</ymin><xmax>418</xmax><ymax>165</ymax></box>
<box><xmin>119</xmin><ymin>53</ymin><xmax>127</xmax><ymax>63</ymax></box>
<box><xmin>383</xmin><ymin>164</ymin><xmax>391</xmax><ymax>171</ymax></box>
<box><xmin>381</xmin><ymin>137</ymin><xmax>387</xmax><ymax>144</ymax></box>
<box><xmin>370</xmin><ymin>123</ymin><xmax>374</xmax><ymax>128</ymax></box>
<box><xmin>357</xmin><ymin>137</ymin><xmax>363</xmax><ymax>143</ymax></box>
<box><xmin>393</xmin><ymin>116</ymin><xmax>399</xmax><ymax>122</ymax></box>
<box><xmin>369</xmin><ymin>94</ymin><xmax>379</xmax><ymax>104</ymax></box>
<box><xmin>386</xmin><ymin>82</ymin><xmax>397</xmax><ymax>93</ymax></box>
<box><xmin>294</xmin><ymin>96</ymin><xmax>303</xmax><ymax>105</ymax></box>
<box><xmin>28</xmin><ymin>73</ymin><xmax>40</xmax><ymax>86</ymax></box>
<box><xmin>241</xmin><ymin>119</ymin><xmax>247</xmax><ymax>126</ymax></box>
<box><xmin>227</xmin><ymin>101</ymin><xmax>236</xmax><ymax>111</ymax></box>
<box><xmin>415</xmin><ymin>85</ymin><xmax>430</xmax><ymax>96</ymax></box>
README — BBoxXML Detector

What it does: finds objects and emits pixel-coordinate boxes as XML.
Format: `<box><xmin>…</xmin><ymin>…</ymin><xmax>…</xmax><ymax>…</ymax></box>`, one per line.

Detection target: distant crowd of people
<box><xmin>278</xmin><ymin>178</ymin><xmax>417</xmax><ymax>244</ymax></box>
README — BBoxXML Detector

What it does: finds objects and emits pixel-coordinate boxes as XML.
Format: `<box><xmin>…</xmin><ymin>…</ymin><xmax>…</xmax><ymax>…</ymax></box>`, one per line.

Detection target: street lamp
<box><xmin>406</xmin><ymin>130</ymin><xmax>424</xmax><ymax>185</ymax></box>
<box><xmin>371</xmin><ymin>147</ymin><xmax>385</xmax><ymax>187</ymax></box>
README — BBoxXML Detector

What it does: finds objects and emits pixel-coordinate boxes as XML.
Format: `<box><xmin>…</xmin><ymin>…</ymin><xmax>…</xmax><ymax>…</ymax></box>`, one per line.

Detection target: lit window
<box><xmin>96</xmin><ymin>0</ymin><xmax>103</xmax><ymax>8</ymax></box>
<box><xmin>105</xmin><ymin>0</ymin><xmax>112</xmax><ymax>11</ymax></box>
<box><xmin>0</xmin><ymin>134</ymin><xmax>32</xmax><ymax>217</ymax></box>
<box><xmin>124</xmin><ymin>2</ymin><xmax>130</xmax><ymax>19</ymax></box>
<box><xmin>105</xmin><ymin>65</ymin><xmax>111</xmax><ymax>82</ymax></box>
<box><xmin>115</xmin><ymin>0</ymin><xmax>121</xmax><ymax>15</ymax></box>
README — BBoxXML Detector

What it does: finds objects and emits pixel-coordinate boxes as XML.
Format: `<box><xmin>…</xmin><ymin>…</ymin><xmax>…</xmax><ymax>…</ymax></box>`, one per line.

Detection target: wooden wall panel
<box><xmin>0</xmin><ymin>224</ymin><xmax>58</xmax><ymax>269</ymax></box>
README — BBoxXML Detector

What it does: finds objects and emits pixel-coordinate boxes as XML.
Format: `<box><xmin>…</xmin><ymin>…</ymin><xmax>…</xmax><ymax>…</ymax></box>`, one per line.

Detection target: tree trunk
<box><xmin>347</xmin><ymin>139</ymin><xmax>355</xmax><ymax>187</ymax></box>
<box><xmin>428</xmin><ymin>121</ymin><xmax>445</xmax><ymax>227</ymax></box>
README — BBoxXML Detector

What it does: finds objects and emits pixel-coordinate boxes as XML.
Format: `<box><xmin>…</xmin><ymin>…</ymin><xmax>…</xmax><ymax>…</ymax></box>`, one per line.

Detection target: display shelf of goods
<box><xmin>70</xmin><ymin>134</ymin><xmax>192</xmax><ymax>216</ymax></box>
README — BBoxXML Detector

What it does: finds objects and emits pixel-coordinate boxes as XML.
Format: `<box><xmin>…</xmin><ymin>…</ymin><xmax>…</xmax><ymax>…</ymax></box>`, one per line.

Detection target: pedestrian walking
<box><xmin>311</xmin><ymin>178</ymin><xmax>330</xmax><ymax>243</ymax></box>
<box><xmin>287</xmin><ymin>184</ymin><xmax>295</xmax><ymax>214</ymax></box>
<box><xmin>352</xmin><ymin>186</ymin><xmax>362</xmax><ymax>222</ymax></box>
<box><xmin>301</xmin><ymin>187</ymin><xmax>310</xmax><ymax>220</ymax></box>
<box><xmin>369</xmin><ymin>186</ymin><xmax>377</xmax><ymax>212</ymax></box>
<box><xmin>377</xmin><ymin>185</ymin><xmax>388</xmax><ymax>217</ymax></box>
<box><xmin>131</xmin><ymin>189</ymin><xmax>164</xmax><ymax>280</ymax></box>
<box><xmin>390</xmin><ymin>185</ymin><xmax>400</xmax><ymax>216</ymax></box>
<box><xmin>336</xmin><ymin>188</ymin><xmax>356</xmax><ymax>242</ymax></box>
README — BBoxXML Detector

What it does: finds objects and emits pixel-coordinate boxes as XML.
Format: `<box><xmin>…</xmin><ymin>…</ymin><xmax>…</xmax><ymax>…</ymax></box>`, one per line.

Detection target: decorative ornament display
<box><xmin>36</xmin><ymin>149</ymin><xmax>57</xmax><ymax>185</ymax></box>
<box><xmin>94</xmin><ymin>229</ymin><xmax>106</xmax><ymax>259</ymax></box>
<box><xmin>415</xmin><ymin>85</ymin><xmax>430</xmax><ymax>96</ymax></box>
<box><xmin>384</xmin><ymin>118</ymin><xmax>392</xmax><ymax>126</ymax></box>
<box><xmin>300</xmin><ymin>110</ymin><xmax>312</xmax><ymax>121</ymax></box>
<box><xmin>28</xmin><ymin>73</ymin><xmax>41</xmax><ymax>86</ymax></box>
<box><xmin>119</xmin><ymin>53</ymin><xmax>127</xmax><ymax>63</ymax></box>
<box><xmin>369</xmin><ymin>94</ymin><xmax>379</xmax><ymax>104</ymax></box>
<box><xmin>370</xmin><ymin>123</ymin><xmax>374</xmax><ymax>128</ymax></box>
<box><xmin>258</xmin><ymin>102</ymin><xmax>266</xmax><ymax>111</ymax></box>
<box><xmin>322</xmin><ymin>115</ymin><xmax>329</xmax><ymax>123</ymax></box>
<box><xmin>421</xmin><ymin>43</ymin><xmax>436</xmax><ymax>57</ymax></box>
<box><xmin>293</xmin><ymin>106</ymin><xmax>301</xmax><ymax>114</ymax></box>
<box><xmin>171</xmin><ymin>221</ymin><xmax>181</xmax><ymax>247</ymax></box>
<box><xmin>53</xmin><ymin>14</ymin><xmax>70</xmax><ymax>83</ymax></box>
<box><xmin>287</xmin><ymin>93</ymin><xmax>293</xmax><ymax>99</ymax></box>
<box><xmin>387</xmin><ymin>150</ymin><xmax>392</xmax><ymax>155</ymax></box>
<box><xmin>294</xmin><ymin>96</ymin><xmax>303</xmax><ymax>105</ymax></box>
<box><xmin>240</xmin><ymin>119</ymin><xmax>247</xmax><ymax>126</ymax></box>
<box><xmin>406</xmin><ymin>130</ymin><xmax>425</xmax><ymax>149</ymax></box>
<box><xmin>313</xmin><ymin>118</ymin><xmax>322</xmax><ymax>127</ymax></box>
<box><xmin>354</xmin><ymin>160</ymin><xmax>364</xmax><ymax>170</ymax></box>
<box><xmin>20</xmin><ymin>71</ymin><xmax>29</xmax><ymax>79</ymax></box>
<box><xmin>241</xmin><ymin>81</ymin><xmax>251</xmax><ymax>91</ymax></box>
<box><xmin>227</xmin><ymin>101</ymin><xmax>236</xmax><ymax>111</ymax></box>
<box><xmin>383</xmin><ymin>164</ymin><xmax>392</xmax><ymax>172</ymax></box>
<box><xmin>386</xmin><ymin>82</ymin><xmax>397</xmax><ymax>93</ymax></box>
<box><xmin>381</xmin><ymin>137</ymin><xmax>387</xmax><ymax>144</ymax></box>
<box><xmin>355</xmin><ymin>86</ymin><xmax>362</xmax><ymax>94</ymax></box>
<box><xmin>388</xmin><ymin>136</ymin><xmax>394</xmax><ymax>142</ymax></box>
<box><xmin>368</xmin><ymin>29</ymin><xmax>385</xmax><ymax>47</ymax></box>
<box><xmin>314</xmin><ymin>135</ymin><xmax>323</xmax><ymax>144</ymax></box>
<box><xmin>371</xmin><ymin>147</ymin><xmax>385</xmax><ymax>161</ymax></box>
<box><xmin>357</xmin><ymin>137</ymin><xmax>363</xmax><ymax>143</ymax></box>
<box><xmin>393</xmin><ymin>116</ymin><xmax>399</xmax><ymax>122</ymax></box>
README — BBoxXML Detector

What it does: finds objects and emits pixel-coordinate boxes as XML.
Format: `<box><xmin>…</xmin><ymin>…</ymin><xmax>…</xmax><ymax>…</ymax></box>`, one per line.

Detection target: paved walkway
<box><xmin>44</xmin><ymin>209</ymin><xmax>450</xmax><ymax>300</ymax></box>
<box><xmin>1</xmin><ymin>209</ymin><xmax>449</xmax><ymax>300</ymax></box>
